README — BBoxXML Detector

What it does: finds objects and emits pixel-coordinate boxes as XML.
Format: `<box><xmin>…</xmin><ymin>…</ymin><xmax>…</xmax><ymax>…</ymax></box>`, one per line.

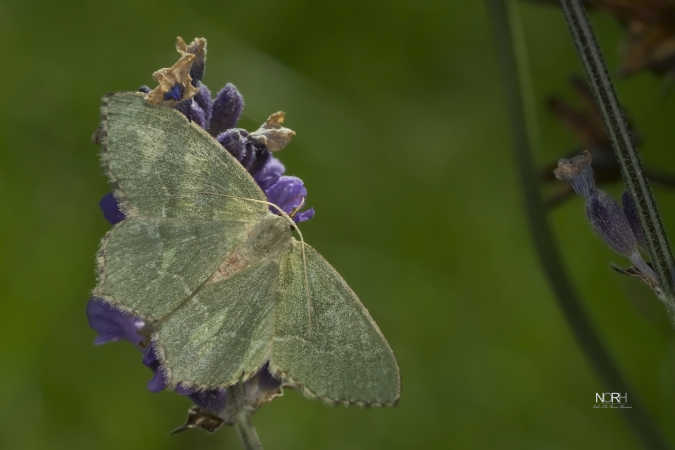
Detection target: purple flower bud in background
<box><xmin>555</xmin><ymin>151</ymin><xmax>658</xmax><ymax>287</ymax></box>
<box><xmin>554</xmin><ymin>150</ymin><xmax>595</xmax><ymax>199</ymax></box>
<box><xmin>209</xmin><ymin>83</ymin><xmax>244</xmax><ymax>137</ymax></box>
<box><xmin>586</xmin><ymin>190</ymin><xmax>638</xmax><ymax>257</ymax></box>
<box><xmin>555</xmin><ymin>150</ymin><xmax>637</xmax><ymax>257</ymax></box>
<box><xmin>621</xmin><ymin>191</ymin><xmax>648</xmax><ymax>248</ymax></box>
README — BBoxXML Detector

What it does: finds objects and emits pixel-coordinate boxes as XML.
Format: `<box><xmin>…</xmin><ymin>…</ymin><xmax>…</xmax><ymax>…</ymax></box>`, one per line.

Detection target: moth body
<box><xmin>247</xmin><ymin>214</ymin><xmax>292</xmax><ymax>257</ymax></box>
<box><xmin>210</xmin><ymin>214</ymin><xmax>291</xmax><ymax>284</ymax></box>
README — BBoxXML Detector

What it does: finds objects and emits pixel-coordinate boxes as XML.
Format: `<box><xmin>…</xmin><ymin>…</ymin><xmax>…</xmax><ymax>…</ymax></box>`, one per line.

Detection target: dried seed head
<box><xmin>250</xmin><ymin>111</ymin><xmax>296</xmax><ymax>152</ymax></box>
<box><xmin>145</xmin><ymin>36</ymin><xmax>202</xmax><ymax>105</ymax></box>
<box><xmin>176</xmin><ymin>36</ymin><xmax>207</xmax><ymax>86</ymax></box>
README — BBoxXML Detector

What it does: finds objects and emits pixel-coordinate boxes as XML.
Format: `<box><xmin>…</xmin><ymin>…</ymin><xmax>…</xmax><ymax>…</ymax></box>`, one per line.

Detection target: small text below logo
<box><xmin>594</xmin><ymin>392</ymin><xmax>632</xmax><ymax>409</ymax></box>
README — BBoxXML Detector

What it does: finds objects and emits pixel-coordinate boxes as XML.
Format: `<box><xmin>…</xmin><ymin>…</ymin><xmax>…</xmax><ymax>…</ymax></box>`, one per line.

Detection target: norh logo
<box><xmin>594</xmin><ymin>392</ymin><xmax>632</xmax><ymax>409</ymax></box>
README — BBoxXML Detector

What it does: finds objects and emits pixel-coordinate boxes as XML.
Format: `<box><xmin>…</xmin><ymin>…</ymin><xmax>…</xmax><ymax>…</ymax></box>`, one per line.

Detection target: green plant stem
<box><xmin>559</xmin><ymin>0</ymin><xmax>675</xmax><ymax>309</ymax></box>
<box><xmin>235</xmin><ymin>411</ymin><xmax>263</xmax><ymax>450</ymax></box>
<box><xmin>486</xmin><ymin>1</ymin><xmax>670</xmax><ymax>448</ymax></box>
<box><xmin>229</xmin><ymin>383</ymin><xmax>264</xmax><ymax>450</ymax></box>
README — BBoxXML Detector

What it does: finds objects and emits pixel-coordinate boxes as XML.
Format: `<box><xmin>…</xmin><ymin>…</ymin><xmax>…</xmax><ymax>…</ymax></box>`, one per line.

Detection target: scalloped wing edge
<box><xmin>268</xmin><ymin>361</ymin><xmax>400</xmax><ymax>408</ymax></box>
<box><xmin>151</xmin><ymin>342</ymin><xmax>399</xmax><ymax>408</ymax></box>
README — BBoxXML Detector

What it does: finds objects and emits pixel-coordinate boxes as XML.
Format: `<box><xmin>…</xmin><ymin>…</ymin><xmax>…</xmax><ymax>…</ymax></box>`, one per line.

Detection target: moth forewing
<box><xmin>270</xmin><ymin>241</ymin><xmax>400</xmax><ymax>406</ymax></box>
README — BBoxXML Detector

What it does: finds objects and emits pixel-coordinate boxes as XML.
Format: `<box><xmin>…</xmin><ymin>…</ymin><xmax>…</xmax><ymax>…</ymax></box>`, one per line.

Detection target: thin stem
<box><xmin>229</xmin><ymin>383</ymin><xmax>264</xmax><ymax>450</ymax></box>
<box><xmin>486</xmin><ymin>1</ymin><xmax>670</xmax><ymax>448</ymax></box>
<box><xmin>235</xmin><ymin>412</ymin><xmax>264</xmax><ymax>450</ymax></box>
<box><xmin>559</xmin><ymin>0</ymin><xmax>675</xmax><ymax>307</ymax></box>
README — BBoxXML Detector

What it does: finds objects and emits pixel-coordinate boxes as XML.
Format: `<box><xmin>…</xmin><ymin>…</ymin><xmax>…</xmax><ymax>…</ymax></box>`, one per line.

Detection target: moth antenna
<box><xmin>196</xmin><ymin>191</ymin><xmax>314</xmax><ymax>330</ymax></box>
<box><xmin>289</xmin><ymin>197</ymin><xmax>305</xmax><ymax>219</ymax></box>
<box><xmin>299</xmin><ymin>238</ymin><xmax>311</xmax><ymax>333</ymax></box>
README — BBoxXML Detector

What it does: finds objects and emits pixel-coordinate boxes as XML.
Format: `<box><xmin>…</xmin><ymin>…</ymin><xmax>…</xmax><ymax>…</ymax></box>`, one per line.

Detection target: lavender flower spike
<box><xmin>90</xmin><ymin>37</ymin><xmax>317</xmax><ymax>433</ymax></box>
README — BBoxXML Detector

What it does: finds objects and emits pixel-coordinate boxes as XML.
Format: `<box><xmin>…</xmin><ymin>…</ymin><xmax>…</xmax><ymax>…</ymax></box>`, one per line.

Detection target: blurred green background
<box><xmin>4</xmin><ymin>0</ymin><xmax>675</xmax><ymax>449</ymax></box>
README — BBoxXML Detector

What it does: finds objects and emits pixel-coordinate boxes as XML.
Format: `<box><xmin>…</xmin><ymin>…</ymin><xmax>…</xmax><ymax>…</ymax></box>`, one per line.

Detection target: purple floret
<box><xmin>143</xmin><ymin>345</ymin><xmax>168</xmax><ymax>392</ymax></box>
<box><xmin>193</xmin><ymin>83</ymin><xmax>213</xmax><ymax>128</ymax></box>
<box><xmin>87</xmin><ymin>297</ymin><xmax>228</xmax><ymax>413</ymax></box>
<box><xmin>209</xmin><ymin>83</ymin><xmax>244</xmax><ymax>137</ymax></box>
<box><xmin>265</xmin><ymin>176</ymin><xmax>315</xmax><ymax>222</ymax></box>
<box><xmin>254</xmin><ymin>157</ymin><xmax>284</xmax><ymax>191</ymax></box>
<box><xmin>99</xmin><ymin>193</ymin><xmax>125</xmax><ymax>225</ymax></box>
<box><xmin>86</xmin><ymin>297</ymin><xmax>144</xmax><ymax>346</ymax></box>
<box><xmin>175</xmin><ymin>98</ymin><xmax>207</xmax><ymax>128</ymax></box>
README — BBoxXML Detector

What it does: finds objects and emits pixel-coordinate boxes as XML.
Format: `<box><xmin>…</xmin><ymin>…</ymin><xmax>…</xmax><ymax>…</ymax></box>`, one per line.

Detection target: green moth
<box><xmin>93</xmin><ymin>92</ymin><xmax>400</xmax><ymax>408</ymax></box>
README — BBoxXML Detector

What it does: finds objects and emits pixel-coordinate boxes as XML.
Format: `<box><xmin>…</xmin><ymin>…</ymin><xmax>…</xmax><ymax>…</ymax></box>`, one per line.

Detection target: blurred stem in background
<box><xmin>486</xmin><ymin>0</ymin><xmax>671</xmax><ymax>448</ymax></box>
<box><xmin>559</xmin><ymin>0</ymin><xmax>675</xmax><ymax>315</ymax></box>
